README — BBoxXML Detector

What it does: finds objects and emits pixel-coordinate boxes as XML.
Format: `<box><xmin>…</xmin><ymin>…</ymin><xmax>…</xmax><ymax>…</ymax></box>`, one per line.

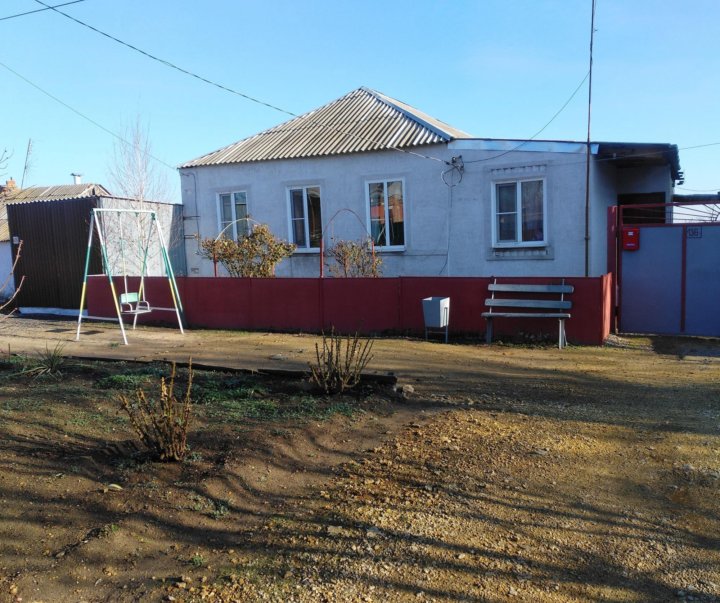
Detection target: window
<box><xmin>218</xmin><ymin>191</ymin><xmax>248</xmax><ymax>238</ymax></box>
<box><xmin>288</xmin><ymin>186</ymin><xmax>322</xmax><ymax>249</ymax></box>
<box><xmin>367</xmin><ymin>179</ymin><xmax>405</xmax><ymax>248</ymax></box>
<box><xmin>493</xmin><ymin>178</ymin><xmax>545</xmax><ymax>246</ymax></box>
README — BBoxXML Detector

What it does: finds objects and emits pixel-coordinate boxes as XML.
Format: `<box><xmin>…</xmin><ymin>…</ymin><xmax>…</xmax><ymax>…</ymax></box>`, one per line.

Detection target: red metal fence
<box><xmin>87</xmin><ymin>274</ymin><xmax>612</xmax><ymax>345</ymax></box>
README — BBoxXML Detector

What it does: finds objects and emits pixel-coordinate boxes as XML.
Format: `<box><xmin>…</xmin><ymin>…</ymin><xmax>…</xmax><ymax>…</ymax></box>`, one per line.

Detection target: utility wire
<box><xmin>0</xmin><ymin>0</ymin><xmax>85</xmax><ymax>22</ymax></box>
<box><xmin>33</xmin><ymin>0</ymin><xmax>447</xmax><ymax>165</ymax></box>
<box><xmin>0</xmin><ymin>59</ymin><xmax>176</xmax><ymax>171</ymax></box>
<box><xmin>464</xmin><ymin>70</ymin><xmax>591</xmax><ymax>165</ymax></box>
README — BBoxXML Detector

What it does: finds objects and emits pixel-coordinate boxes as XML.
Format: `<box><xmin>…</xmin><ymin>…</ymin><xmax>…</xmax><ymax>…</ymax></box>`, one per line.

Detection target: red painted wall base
<box><xmin>86</xmin><ymin>275</ymin><xmax>612</xmax><ymax>345</ymax></box>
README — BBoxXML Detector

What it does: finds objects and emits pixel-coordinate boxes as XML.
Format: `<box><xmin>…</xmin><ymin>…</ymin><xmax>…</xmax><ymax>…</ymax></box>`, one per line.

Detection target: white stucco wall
<box><xmin>179</xmin><ymin>143</ymin><xmax>673</xmax><ymax>279</ymax></box>
<box><xmin>0</xmin><ymin>241</ymin><xmax>15</xmax><ymax>299</ymax></box>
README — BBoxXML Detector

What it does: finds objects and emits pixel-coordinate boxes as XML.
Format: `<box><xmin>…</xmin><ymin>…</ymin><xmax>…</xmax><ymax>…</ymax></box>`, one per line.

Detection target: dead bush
<box><xmin>309</xmin><ymin>329</ymin><xmax>374</xmax><ymax>394</ymax></box>
<box><xmin>119</xmin><ymin>361</ymin><xmax>193</xmax><ymax>462</ymax></box>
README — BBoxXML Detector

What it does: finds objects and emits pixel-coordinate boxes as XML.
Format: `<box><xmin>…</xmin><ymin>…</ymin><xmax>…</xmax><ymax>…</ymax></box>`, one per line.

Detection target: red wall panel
<box><xmin>86</xmin><ymin>275</ymin><xmax>612</xmax><ymax>345</ymax></box>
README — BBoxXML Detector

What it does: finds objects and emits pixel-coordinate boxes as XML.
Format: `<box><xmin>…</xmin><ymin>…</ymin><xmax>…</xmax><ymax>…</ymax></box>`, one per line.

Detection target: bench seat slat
<box><xmin>482</xmin><ymin>312</ymin><xmax>571</xmax><ymax>319</ymax></box>
<box><xmin>485</xmin><ymin>298</ymin><xmax>572</xmax><ymax>310</ymax></box>
<box><xmin>489</xmin><ymin>283</ymin><xmax>574</xmax><ymax>294</ymax></box>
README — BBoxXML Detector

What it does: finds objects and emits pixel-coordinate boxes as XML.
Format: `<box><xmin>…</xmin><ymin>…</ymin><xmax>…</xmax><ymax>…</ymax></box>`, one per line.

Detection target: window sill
<box><xmin>488</xmin><ymin>245</ymin><xmax>554</xmax><ymax>261</ymax></box>
<box><xmin>375</xmin><ymin>246</ymin><xmax>405</xmax><ymax>253</ymax></box>
<box><xmin>493</xmin><ymin>241</ymin><xmax>547</xmax><ymax>249</ymax></box>
<box><xmin>292</xmin><ymin>248</ymin><xmax>321</xmax><ymax>255</ymax></box>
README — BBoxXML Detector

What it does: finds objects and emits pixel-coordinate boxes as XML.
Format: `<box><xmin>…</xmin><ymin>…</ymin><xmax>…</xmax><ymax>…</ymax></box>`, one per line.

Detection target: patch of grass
<box><xmin>0</xmin><ymin>354</ymin><xmax>27</xmax><ymax>372</ymax></box>
<box><xmin>1</xmin><ymin>397</ymin><xmax>44</xmax><ymax>412</ymax></box>
<box><xmin>190</xmin><ymin>553</ymin><xmax>206</xmax><ymax>567</ymax></box>
<box><xmin>99</xmin><ymin>523</ymin><xmax>120</xmax><ymax>537</ymax></box>
<box><xmin>19</xmin><ymin>343</ymin><xmax>67</xmax><ymax>379</ymax></box>
<box><xmin>206</xmin><ymin>394</ymin><xmax>359</xmax><ymax>423</ymax></box>
<box><xmin>95</xmin><ymin>374</ymin><xmax>153</xmax><ymax>390</ymax></box>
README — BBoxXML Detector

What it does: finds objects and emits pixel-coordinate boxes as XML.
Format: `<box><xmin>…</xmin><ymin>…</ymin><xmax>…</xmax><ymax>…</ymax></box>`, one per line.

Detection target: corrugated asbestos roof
<box><xmin>181</xmin><ymin>87</ymin><xmax>472</xmax><ymax>168</ymax></box>
<box><xmin>0</xmin><ymin>183</ymin><xmax>111</xmax><ymax>204</ymax></box>
<box><xmin>0</xmin><ymin>183</ymin><xmax>111</xmax><ymax>242</ymax></box>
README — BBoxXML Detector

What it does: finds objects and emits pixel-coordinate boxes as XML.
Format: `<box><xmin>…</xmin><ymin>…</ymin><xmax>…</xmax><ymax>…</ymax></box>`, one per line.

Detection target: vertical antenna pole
<box><xmin>75</xmin><ymin>211</ymin><xmax>95</xmax><ymax>341</ymax></box>
<box><xmin>584</xmin><ymin>0</ymin><xmax>596</xmax><ymax>277</ymax></box>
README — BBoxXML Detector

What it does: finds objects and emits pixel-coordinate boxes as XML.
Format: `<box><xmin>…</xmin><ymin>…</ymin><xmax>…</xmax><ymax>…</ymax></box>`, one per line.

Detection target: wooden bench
<box><xmin>482</xmin><ymin>279</ymin><xmax>574</xmax><ymax>349</ymax></box>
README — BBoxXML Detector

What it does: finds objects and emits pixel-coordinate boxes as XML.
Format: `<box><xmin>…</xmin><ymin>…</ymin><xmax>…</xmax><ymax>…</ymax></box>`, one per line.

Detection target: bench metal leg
<box><xmin>559</xmin><ymin>319</ymin><xmax>566</xmax><ymax>349</ymax></box>
<box><xmin>485</xmin><ymin>318</ymin><xmax>493</xmax><ymax>344</ymax></box>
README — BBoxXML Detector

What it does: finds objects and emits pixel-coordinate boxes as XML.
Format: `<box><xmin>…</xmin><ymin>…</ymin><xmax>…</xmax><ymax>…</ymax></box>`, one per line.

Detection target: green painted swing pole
<box><xmin>153</xmin><ymin>213</ymin><xmax>185</xmax><ymax>332</ymax></box>
<box><xmin>75</xmin><ymin>210</ymin><xmax>96</xmax><ymax>341</ymax></box>
<box><xmin>95</xmin><ymin>209</ymin><xmax>129</xmax><ymax>345</ymax></box>
<box><xmin>132</xmin><ymin>211</ymin><xmax>154</xmax><ymax>330</ymax></box>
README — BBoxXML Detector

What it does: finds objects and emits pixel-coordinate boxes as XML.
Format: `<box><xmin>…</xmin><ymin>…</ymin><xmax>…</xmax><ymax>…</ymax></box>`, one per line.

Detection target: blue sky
<box><xmin>1</xmin><ymin>0</ymin><xmax>718</xmax><ymax>199</ymax></box>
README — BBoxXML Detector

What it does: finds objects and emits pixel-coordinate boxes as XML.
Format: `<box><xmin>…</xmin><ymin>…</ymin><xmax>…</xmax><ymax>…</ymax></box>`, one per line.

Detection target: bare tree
<box><xmin>104</xmin><ymin>118</ymin><xmax>181</xmax><ymax>275</ymax></box>
<box><xmin>0</xmin><ymin>148</ymin><xmax>9</xmax><ymax>177</ymax></box>
<box><xmin>107</xmin><ymin>117</ymin><xmax>172</xmax><ymax>204</ymax></box>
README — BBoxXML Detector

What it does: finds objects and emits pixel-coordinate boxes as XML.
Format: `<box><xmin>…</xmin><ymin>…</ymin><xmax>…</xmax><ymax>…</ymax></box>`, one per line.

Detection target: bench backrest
<box><xmin>485</xmin><ymin>280</ymin><xmax>573</xmax><ymax>312</ymax></box>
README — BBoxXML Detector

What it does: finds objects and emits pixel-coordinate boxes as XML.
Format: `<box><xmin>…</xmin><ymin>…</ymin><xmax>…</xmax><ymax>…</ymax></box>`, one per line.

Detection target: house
<box><xmin>179</xmin><ymin>87</ymin><xmax>682</xmax><ymax>279</ymax></box>
<box><xmin>0</xmin><ymin>179</ymin><xmax>19</xmax><ymax>300</ymax></box>
<box><xmin>2</xmin><ymin>181</ymin><xmax>185</xmax><ymax>311</ymax></box>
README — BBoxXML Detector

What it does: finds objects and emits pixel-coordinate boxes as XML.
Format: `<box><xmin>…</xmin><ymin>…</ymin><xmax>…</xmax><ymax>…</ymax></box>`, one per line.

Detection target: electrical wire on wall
<box><xmin>438</xmin><ymin>156</ymin><xmax>464</xmax><ymax>275</ymax></box>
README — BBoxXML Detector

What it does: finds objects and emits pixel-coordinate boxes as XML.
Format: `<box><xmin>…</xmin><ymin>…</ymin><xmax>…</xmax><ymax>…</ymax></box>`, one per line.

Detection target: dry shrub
<box><xmin>199</xmin><ymin>224</ymin><xmax>295</xmax><ymax>277</ymax></box>
<box><xmin>325</xmin><ymin>238</ymin><xmax>382</xmax><ymax>277</ymax></box>
<box><xmin>309</xmin><ymin>328</ymin><xmax>374</xmax><ymax>394</ymax></box>
<box><xmin>119</xmin><ymin>361</ymin><xmax>193</xmax><ymax>462</ymax></box>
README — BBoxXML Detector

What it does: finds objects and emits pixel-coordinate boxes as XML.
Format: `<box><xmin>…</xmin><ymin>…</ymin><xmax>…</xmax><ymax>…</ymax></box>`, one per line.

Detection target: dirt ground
<box><xmin>0</xmin><ymin>317</ymin><xmax>719</xmax><ymax>602</ymax></box>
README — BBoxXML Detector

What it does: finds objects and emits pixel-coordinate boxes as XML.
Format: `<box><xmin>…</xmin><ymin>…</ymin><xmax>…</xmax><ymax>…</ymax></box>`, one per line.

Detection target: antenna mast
<box><xmin>21</xmin><ymin>139</ymin><xmax>33</xmax><ymax>189</ymax></box>
<box><xmin>584</xmin><ymin>0</ymin><xmax>596</xmax><ymax>277</ymax></box>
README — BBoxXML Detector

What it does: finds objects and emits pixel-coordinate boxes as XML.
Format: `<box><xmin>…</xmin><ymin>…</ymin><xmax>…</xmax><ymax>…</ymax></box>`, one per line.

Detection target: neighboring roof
<box><xmin>0</xmin><ymin>183</ymin><xmax>112</xmax><ymax>204</ymax></box>
<box><xmin>595</xmin><ymin>142</ymin><xmax>682</xmax><ymax>182</ymax></box>
<box><xmin>181</xmin><ymin>87</ymin><xmax>472</xmax><ymax>168</ymax></box>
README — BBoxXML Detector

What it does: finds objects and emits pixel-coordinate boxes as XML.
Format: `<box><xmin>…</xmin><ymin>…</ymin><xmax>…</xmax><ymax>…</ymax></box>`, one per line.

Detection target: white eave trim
<box><xmin>449</xmin><ymin>139</ymin><xmax>599</xmax><ymax>154</ymax></box>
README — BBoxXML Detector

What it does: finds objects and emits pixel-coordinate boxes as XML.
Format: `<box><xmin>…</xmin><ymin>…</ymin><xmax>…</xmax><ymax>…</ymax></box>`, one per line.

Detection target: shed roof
<box><xmin>180</xmin><ymin>87</ymin><xmax>472</xmax><ymax>168</ymax></box>
<box><xmin>0</xmin><ymin>183</ymin><xmax>111</xmax><ymax>204</ymax></box>
<box><xmin>0</xmin><ymin>183</ymin><xmax>112</xmax><ymax>242</ymax></box>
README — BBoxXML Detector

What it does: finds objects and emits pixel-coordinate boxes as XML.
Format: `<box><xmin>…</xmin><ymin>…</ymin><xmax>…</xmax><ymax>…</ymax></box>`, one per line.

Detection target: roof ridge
<box><xmin>360</xmin><ymin>87</ymin><xmax>457</xmax><ymax>142</ymax></box>
<box><xmin>180</xmin><ymin>87</ymin><xmax>469</xmax><ymax>168</ymax></box>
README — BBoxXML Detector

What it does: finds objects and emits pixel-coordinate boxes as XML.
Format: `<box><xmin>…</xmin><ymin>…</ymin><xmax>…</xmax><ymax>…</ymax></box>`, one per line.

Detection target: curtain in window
<box><xmin>387</xmin><ymin>180</ymin><xmax>404</xmax><ymax>246</ymax></box>
<box><xmin>306</xmin><ymin>187</ymin><xmax>322</xmax><ymax>248</ymax></box>
<box><xmin>369</xmin><ymin>182</ymin><xmax>386</xmax><ymax>246</ymax></box>
<box><xmin>521</xmin><ymin>180</ymin><xmax>543</xmax><ymax>242</ymax></box>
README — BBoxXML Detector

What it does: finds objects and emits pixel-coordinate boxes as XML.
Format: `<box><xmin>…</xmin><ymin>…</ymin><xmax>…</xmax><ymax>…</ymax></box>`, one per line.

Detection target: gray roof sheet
<box><xmin>181</xmin><ymin>87</ymin><xmax>472</xmax><ymax>168</ymax></box>
<box><xmin>0</xmin><ymin>183</ymin><xmax>112</xmax><ymax>204</ymax></box>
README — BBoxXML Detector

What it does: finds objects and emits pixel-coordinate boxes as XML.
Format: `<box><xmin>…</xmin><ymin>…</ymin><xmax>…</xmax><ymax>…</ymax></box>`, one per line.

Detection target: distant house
<box><xmin>1</xmin><ymin>181</ymin><xmax>185</xmax><ymax>311</ymax></box>
<box><xmin>179</xmin><ymin>87</ymin><xmax>682</xmax><ymax>278</ymax></box>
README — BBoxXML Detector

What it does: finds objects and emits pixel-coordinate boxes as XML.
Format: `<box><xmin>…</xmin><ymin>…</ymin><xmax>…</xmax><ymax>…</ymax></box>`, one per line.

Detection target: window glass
<box><xmin>289</xmin><ymin>186</ymin><xmax>322</xmax><ymax>249</ymax></box>
<box><xmin>387</xmin><ymin>180</ymin><xmax>404</xmax><ymax>246</ymax></box>
<box><xmin>497</xmin><ymin>183</ymin><xmax>516</xmax><ymax>214</ymax></box>
<box><xmin>233</xmin><ymin>192</ymin><xmax>248</xmax><ymax>237</ymax></box>
<box><xmin>494</xmin><ymin>179</ymin><xmax>545</xmax><ymax>245</ymax></box>
<box><xmin>521</xmin><ymin>180</ymin><xmax>543</xmax><ymax>242</ymax></box>
<box><xmin>369</xmin><ymin>182</ymin><xmax>386</xmax><ymax>246</ymax></box>
<box><xmin>307</xmin><ymin>187</ymin><xmax>322</xmax><ymax>248</ymax></box>
<box><xmin>290</xmin><ymin>189</ymin><xmax>306</xmax><ymax>247</ymax></box>
<box><xmin>220</xmin><ymin>193</ymin><xmax>232</xmax><ymax>230</ymax></box>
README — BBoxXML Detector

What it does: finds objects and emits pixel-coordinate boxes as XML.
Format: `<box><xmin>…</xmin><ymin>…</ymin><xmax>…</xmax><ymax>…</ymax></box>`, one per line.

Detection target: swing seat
<box><xmin>119</xmin><ymin>292</ymin><xmax>152</xmax><ymax>315</ymax></box>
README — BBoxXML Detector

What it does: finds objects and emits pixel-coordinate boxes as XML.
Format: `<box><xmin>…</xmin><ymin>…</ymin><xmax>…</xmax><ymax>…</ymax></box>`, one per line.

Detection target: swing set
<box><xmin>76</xmin><ymin>208</ymin><xmax>184</xmax><ymax>345</ymax></box>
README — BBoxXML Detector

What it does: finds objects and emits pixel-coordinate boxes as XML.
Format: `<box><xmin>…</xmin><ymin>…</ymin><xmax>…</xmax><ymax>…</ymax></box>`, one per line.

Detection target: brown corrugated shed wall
<box><xmin>8</xmin><ymin>198</ymin><xmax>102</xmax><ymax>309</ymax></box>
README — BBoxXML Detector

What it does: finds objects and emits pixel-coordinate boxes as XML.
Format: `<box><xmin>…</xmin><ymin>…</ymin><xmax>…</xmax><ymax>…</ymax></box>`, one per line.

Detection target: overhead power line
<box><xmin>463</xmin><ymin>71</ymin><xmax>591</xmax><ymax>165</ymax></box>
<box><xmin>0</xmin><ymin>59</ymin><xmax>176</xmax><ymax>171</ymax></box>
<box><xmin>33</xmin><ymin>0</ymin><xmax>446</xmax><ymax>165</ymax></box>
<box><xmin>0</xmin><ymin>1</ymin><xmax>86</xmax><ymax>22</ymax></box>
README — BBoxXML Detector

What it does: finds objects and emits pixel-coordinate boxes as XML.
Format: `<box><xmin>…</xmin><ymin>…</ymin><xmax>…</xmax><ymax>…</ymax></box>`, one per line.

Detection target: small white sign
<box><xmin>12</xmin><ymin>236</ymin><xmax>19</xmax><ymax>245</ymax></box>
<box><xmin>687</xmin><ymin>227</ymin><xmax>702</xmax><ymax>239</ymax></box>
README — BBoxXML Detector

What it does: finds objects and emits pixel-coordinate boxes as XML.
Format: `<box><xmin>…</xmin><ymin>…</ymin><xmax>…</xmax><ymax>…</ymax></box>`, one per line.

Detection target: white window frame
<box><xmin>365</xmin><ymin>177</ymin><xmax>406</xmax><ymax>251</ymax></box>
<box><xmin>491</xmin><ymin>177</ymin><xmax>547</xmax><ymax>248</ymax></box>
<box><xmin>286</xmin><ymin>185</ymin><xmax>322</xmax><ymax>252</ymax></box>
<box><xmin>216</xmin><ymin>191</ymin><xmax>249</xmax><ymax>239</ymax></box>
